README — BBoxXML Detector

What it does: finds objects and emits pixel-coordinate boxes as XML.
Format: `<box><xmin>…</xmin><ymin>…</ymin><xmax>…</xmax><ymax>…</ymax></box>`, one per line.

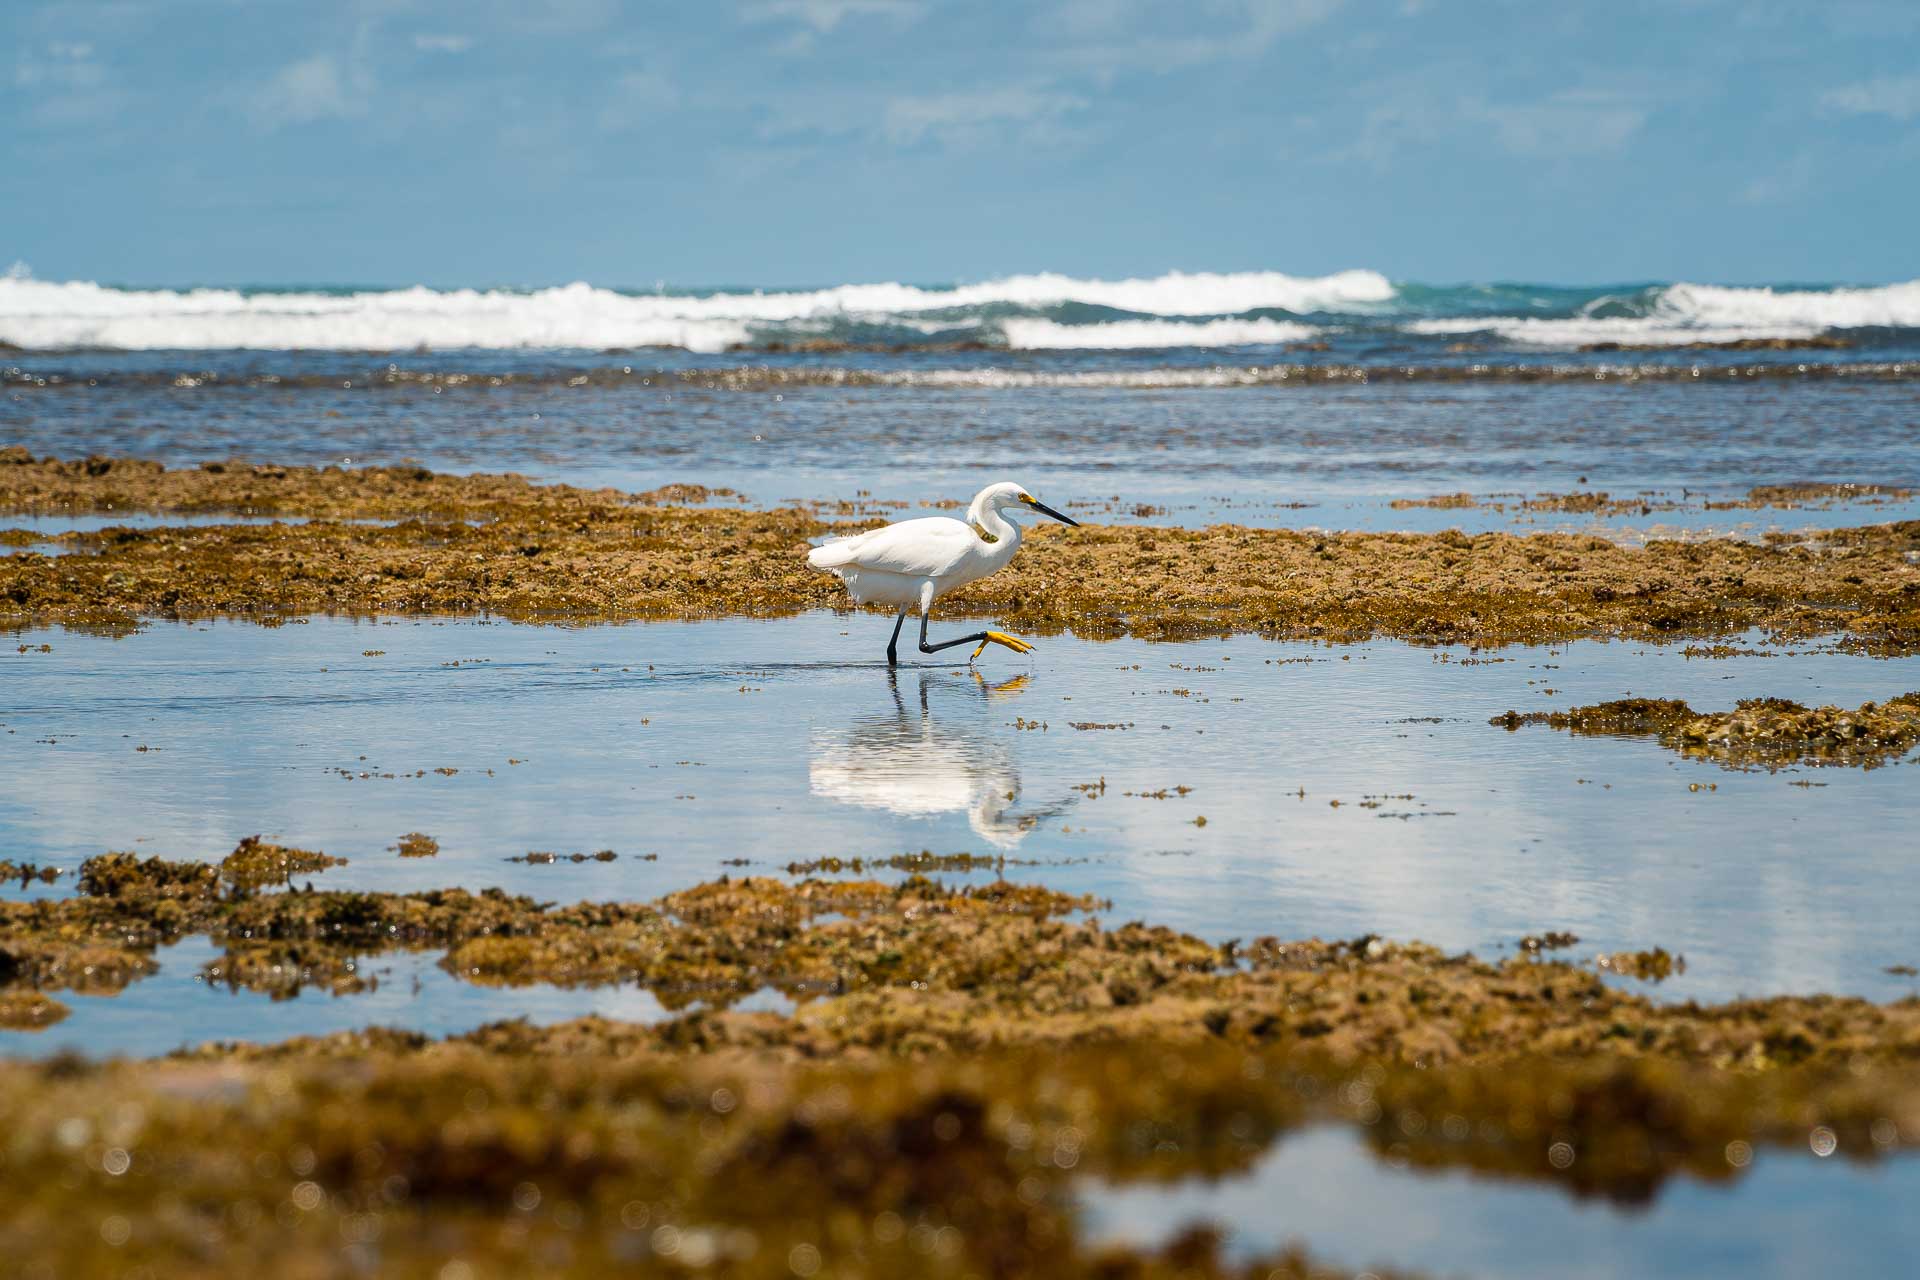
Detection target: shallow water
<box><xmin>8</xmin><ymin>359</ymin><xmax>1920</xmax><ymax>533</ymax></box>
<box><xmin>1085</xmin><ymin>1125</ymin><xmax>1920</xmax><ymax>1279</ymax></box>
<box><xmin>8</xmin><ymin>342</ymin><xmax>1919</xmax><ymax>1276</ymax></box>
<box><xmin>18</xmin><ymin>935</ymin><xmax>670</xmax><ymax>1060</ymax></box>
<box><xmin>4</xmin><ymin>613</ymin><xmax>1917</xmax><ymax>1060</ymax></box>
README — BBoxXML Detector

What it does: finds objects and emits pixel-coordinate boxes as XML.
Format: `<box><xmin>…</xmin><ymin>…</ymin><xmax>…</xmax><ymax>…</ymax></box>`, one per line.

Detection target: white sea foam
<box><xmin>928</xmin><ymin>268</ymin><xmax>1394</xmax><ymax>315</ymax></box>
<box><xmin>0</xmin><ymin>269</ymin><xmax>1391</xmax><ymax>352</ymax></box>
<box><xmin>1662</xmin><ymin>279</ymin><xmax>1920</xmax><ymax>329</ymax></box>
<box><xmin>1003</xmin><ymin>317</ymin><xmax>1320</xmax><ymax>349</ymax></box>
<box><xmin>1404</xmin><ymin>316</ymin><xmax>1829</xmax><ymax>346</ymax></box>
<box><xmin>1409</xmin><ymin>279</ymin><xmax>1920</xmax><ymax>346</ymax></box>
<box><xmin>3</xmin><ymin>270</ymin><xmax>1912</xmax><ymax>352</ymax></box>
<box><xmin>0</xmin><ymin>279</ymin><xmax>753</xmax><ymax>353</ymax></box>
<box><xmin>879</xmin><ymin>368</ymin><xmax>1320</xmax><ymax>388</ymax></box>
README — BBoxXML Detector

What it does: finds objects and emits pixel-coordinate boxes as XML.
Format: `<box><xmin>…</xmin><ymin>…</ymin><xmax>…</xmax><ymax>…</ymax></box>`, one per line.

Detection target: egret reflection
<box><xmin>808</xmin><ymin>670</ymin><xmax>1075</xmax><ymax>848</ymax></box>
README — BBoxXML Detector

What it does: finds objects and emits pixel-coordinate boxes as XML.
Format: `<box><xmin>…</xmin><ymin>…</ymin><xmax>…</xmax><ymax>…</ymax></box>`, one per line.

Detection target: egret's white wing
<box><xmin>807</xmin><ymin>517</ymin><xmax>980</xmax><ymax>580</ymax></box>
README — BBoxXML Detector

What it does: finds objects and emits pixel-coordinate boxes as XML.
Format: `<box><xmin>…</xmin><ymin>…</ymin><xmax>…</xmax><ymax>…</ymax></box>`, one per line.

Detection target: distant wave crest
<box><xmin>1663</xmin><ymin>280</ymin><xmax>1920</xmax><ymax>329</ymax></box>
<box><xmin>0</xmin><ymin>269</ymin><xmax>1389</xmax><ymax>353</ymax></box>
<box><xmin>2</xmin><ymin>270</ymin><xmax>1916</xmax><ymax>353</ymax></box>
<box><xmin>1411</xmin><ymin>279</ymin><xmax>1920</xmax><ymax>347</ymax></box>
<box><xmin>1003</xmin><ymin>316</ymin><xmax>1319</xmax><ymax>349</ymax></box>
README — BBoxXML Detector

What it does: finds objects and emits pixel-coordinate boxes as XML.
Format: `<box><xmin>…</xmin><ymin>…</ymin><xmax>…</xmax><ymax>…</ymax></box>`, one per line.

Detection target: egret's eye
<box><xmin>1018</xmin><ymin>494</ymin><xmax>1034</xmax><ymax>504</ymax></box>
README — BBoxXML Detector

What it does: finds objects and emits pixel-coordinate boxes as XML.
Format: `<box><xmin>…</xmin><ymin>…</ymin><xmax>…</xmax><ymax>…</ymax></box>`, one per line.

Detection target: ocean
<box><xmin>6</xmin><ymin>269</ymin><xmax>1920</xmax><ymax>530</ymax></box>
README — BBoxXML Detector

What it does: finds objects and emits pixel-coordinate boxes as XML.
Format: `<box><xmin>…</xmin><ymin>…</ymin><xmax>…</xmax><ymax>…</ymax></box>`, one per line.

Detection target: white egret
<box><xmin>806</xmin><ymin>480</ymin><xmax>1080</xmax><ymax>665</ymax></box>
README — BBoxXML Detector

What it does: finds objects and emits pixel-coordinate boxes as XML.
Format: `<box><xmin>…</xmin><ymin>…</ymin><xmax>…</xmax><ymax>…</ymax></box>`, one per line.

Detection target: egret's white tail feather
<box><xmin>806</xmin><ymin>535</ymin><xmax>870</xmax><ymax>569</ymax></box>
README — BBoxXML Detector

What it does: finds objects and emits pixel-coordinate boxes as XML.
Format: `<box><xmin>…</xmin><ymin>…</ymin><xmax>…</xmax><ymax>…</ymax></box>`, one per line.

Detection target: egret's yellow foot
<box><xmin>970</xmin><ymin>630</ymin><xmax>1035</xmax><ymax>662</ymax></box>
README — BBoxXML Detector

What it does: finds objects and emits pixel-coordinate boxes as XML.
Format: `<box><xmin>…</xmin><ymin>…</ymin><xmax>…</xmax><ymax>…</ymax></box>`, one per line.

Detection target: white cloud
<box><xmin>600</xmin><ymin>68</ymin><xmax>680</xmax><ymax>130</ymax></box>
<box><xmin>413</xmin><ymin>33</ymin><xmax>475</xmax><ymax>54</ymax></box>
<box><xmin>1343</xmin><ymin>83</ymin><xmax>1648</xmax><ymax>165</ymax></box>
<box><xmin>252</xmin><ymin>54</ymin><xmax>366</xmax><ymax>127</ymax></box>
<box><xmin>1820</xmin><ymin>75</ymin><xmax>1920</xmax><ymax>121</ymax></box>
<box><xmin>743</xmin><ymin>0</ymin><xmax>925</xmax><ymax>33</ymax></box>
<box><xmin>882</xmin><ymin>85</ymin><xmax>1090</xmax><ymax>147</ymax></box>
<box><xmin>1045</xmin><ymin>0</ymin><xmax>1346</xmax><ymax>73</ymax></box>
<box><xmin>12</xmin><ymin>39</ymin><xmax>122</xmax><ymax>125</ymax></box>
<box><xmin>1739</xmin><ymin>151</ymin><xmax>1816</xmax><ymax>205</ymax></box>
<box><xmin>13</xmin><ymin>39</ymin><xmax>106</xmax><ymax>90</ymax></box>
<box><xmin>1474</xmin><ymin>89</ymin><xmax>1647</xmax><ymax>156</ymax></box>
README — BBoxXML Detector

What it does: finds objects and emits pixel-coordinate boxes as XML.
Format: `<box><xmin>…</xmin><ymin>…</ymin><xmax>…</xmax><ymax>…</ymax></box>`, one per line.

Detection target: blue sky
<box><xmin>5</xmin><ymin>0</ymin><xmax>1917</xmax><ymax>287</ymax></box>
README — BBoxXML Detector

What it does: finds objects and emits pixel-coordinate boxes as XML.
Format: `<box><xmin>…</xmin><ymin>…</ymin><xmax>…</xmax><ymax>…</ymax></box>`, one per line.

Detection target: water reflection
<box><xmin>1084</xmin><ymin>1126</ymin><xmax>1920</xmax><ymax>1280</ymax></box>
<box><xmin>808</xmin><ymin>670</ymin><xmax>1074</xmax><ymax>848</ymax></box>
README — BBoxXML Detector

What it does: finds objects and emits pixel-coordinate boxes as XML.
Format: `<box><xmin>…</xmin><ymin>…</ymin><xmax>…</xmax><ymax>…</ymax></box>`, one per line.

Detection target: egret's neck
<box><xmin>969</xmin><ymin>498</ymin><xmax>1022</xmax><ymax>554</ymax></box>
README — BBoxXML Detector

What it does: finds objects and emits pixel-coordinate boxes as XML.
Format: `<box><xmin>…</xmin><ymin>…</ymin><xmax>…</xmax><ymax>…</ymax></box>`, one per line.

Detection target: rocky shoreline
<box><xmin>4</xmin><ymin>455</ymin><xmax>1917</xmax><ymax>652</ymax></box>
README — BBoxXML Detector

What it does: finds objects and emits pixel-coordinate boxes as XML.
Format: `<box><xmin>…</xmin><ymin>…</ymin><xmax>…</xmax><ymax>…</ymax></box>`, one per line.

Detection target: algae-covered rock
<box><xmin>1494</xmin><ymin>693</ymin><xmax>1920</xmax><ymax>769</ymax></box>
<box><xmin>220</xmin><ymin>835</ymin><xmax>348</xmax><ymax>894</ymax></box>
<box><xmin>391</xmin><ymin>831</ymin><xmax>440</xmax><ymax>858</ymax></box>
<box><xmin>4</xmin><ymin>454</ymin><xmax>1919</xmax><ymax>653</ymax></box>
<box><xmin>76</xmin><ymin>851</ymin><xmax>222</xmax><ymax>902</ymax></box>
<box><xmin>0</xmin><ymin>990</ymin><xmax>68</xmax><ymax>1029</ymax></box>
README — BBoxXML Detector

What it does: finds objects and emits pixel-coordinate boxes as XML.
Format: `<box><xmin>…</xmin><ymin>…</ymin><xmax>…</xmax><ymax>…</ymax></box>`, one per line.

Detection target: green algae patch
<box><xmin>220</xmin><ymin>835</ymin><xmax>349</xmax><ymax>893</ymax></box>
<box><xmin>1495</xmin><ymin>693</ymin><xmax>1920</xmax><ymax>770</ymax></box>
<box><xmin>509</xmin><ymin>848</ymin><xmax>616</xmax><ymax>864</ymax></box>
<box><xmin>0</xmin><ymin>989</ymin><xmax>67</xmax><ymax>1029</ymax></box>
<box><xmin>4</xmin><ymin>455</ymin><xmax>1920</xmax><ymax>653</ymax></box>
<box><xmin>9</xmin><ymin>861</ymin><xmax>1920</xmax><ymax>1273</ymax></box>
<box><xmin>10</xmin><ymin>851</ymin><xmax>1920</xmax><ymax>1074</ymax></box>
<box><xmin>2</xmin><ymin>1020</ymin><xmax>1919</xmax><ymax>1278</ymax></box>
<box><xmin>3</xmin><ymin>850</ymin><xmax>1118</xmax><ymax>1009</ymax></box>
<box><xmin>392</xmin><ymin>831</ymin><xmax>440</xmax><ymax>858</ymax></box>
<box><xmin>1712</xmin><ymin>482</ymin><xmax>1918</xmax><ymax>509</ymax></box>
<box><xmin>0</xmin><ymin>1038</ymin><xmax>1430</xmax><ymax>1280</ymax></box>
<box><xmin>784</xmin><ymin>850</ymin><xmax>1026</xmax><ymax>875</ymax></box>
<box><xmin>75</xmin><ymin>849</ymin><xmax>224</xmax><ymax>903</ymax></box>
<box><xmin>1598</xmin><ymin>947</ymin><xmax>1685</xmax><ymax>982</ymax></box>
<box><xmin>1390</xmin><ymin>491</ymin><xmax>1477</xmax><ymax>510</ymax></box>
<box><xmin>0</xmin><ymin>451</ymin><xmax>655</xmax><ymax>521</ymax></box>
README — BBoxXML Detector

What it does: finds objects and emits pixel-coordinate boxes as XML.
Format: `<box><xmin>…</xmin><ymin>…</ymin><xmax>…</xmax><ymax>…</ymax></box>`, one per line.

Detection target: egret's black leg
<box><xmin>886</xmin><ymin>610</ymin><xmax>908</xmax><ymax>666</ymax></box>
<box><xmin>917</xmin><ymin>610</ymin><xmax>1034</xmax><ymax>661</ymax></box>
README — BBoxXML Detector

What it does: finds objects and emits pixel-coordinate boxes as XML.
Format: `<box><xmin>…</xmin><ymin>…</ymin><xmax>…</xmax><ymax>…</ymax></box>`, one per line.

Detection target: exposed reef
<box><xmin>1494</xmin><ymin>693</ymin><xmax>1920</xmax><ymax>770</ymax></box>
<box><xmin>4</xmin><ymin>455</ymin><xmax>1918</xmax><ymax>653</ymax></box>
<box><xmin>6</xmin><ymin>851</ymin><xmax>1920</xmax><ymax>1274</ymax></box>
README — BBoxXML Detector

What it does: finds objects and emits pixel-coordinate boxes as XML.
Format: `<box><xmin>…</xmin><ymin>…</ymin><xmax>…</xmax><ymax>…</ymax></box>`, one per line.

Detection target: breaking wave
<box><xmin>1002</xmin><ymin>317</ymin><xmax>1319</xmax><ymax>349</ymax></box>
<box><xmin>0</xmin><ymin>269</ymin><xmax>1387</xmax><ymax>353</ymax></box>
<box><xmin>2</xmin><ymin>267</ymin><xmax>1916</xmax><ymax>353</ymax></box>
<box><xmin>1410</xmin><ymin>279</ymin><xmax>1920</xmax><ymax>347</ymax></box>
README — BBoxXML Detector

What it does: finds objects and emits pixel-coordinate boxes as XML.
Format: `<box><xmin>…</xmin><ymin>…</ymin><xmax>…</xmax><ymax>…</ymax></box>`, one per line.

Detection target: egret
<box><xmin>806</xmin><ymin>480</ymin><xmax>1081</xmax><ymax>665</ymax></box>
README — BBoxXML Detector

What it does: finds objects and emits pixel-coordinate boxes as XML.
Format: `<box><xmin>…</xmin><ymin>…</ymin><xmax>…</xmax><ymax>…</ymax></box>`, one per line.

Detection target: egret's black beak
<box><xmin>1021</xmin><ymin>495</ymin><xmax>1080</xmax><ymax>527</ymax></box>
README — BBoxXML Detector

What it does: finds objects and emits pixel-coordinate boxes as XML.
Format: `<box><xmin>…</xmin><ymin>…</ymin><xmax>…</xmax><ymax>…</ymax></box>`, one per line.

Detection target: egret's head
<box><xmin>977</xmin><ymin>480</ymin><xmax>1080</xmax><ymax>526</ymax></box>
